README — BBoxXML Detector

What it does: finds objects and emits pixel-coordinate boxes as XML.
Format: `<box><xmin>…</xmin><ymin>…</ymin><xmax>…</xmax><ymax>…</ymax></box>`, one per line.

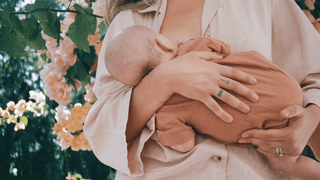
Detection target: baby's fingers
<box><xmin>193</xmin><ymin>51</ymin><xmax>223</xmax><ymax>61</ymax></box>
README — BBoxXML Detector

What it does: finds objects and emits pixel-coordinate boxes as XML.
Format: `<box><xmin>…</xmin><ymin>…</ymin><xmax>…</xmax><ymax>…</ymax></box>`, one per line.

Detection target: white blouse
<box><xmin>84</xmin><ymin>0</ymin><xmax>320</xmax><ymax>179</ymax></box>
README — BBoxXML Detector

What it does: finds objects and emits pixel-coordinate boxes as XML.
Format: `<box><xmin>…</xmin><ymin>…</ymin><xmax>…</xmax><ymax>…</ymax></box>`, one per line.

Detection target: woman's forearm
<box><xmin>308</xmin><ymin>122</ymin><xmax>320</xmax><ymax>161</ymax></box>
<box><xmin>290</xmin><ymin>155</ymin><xmax>320</xmax><ymax>180</ymax></box>
<box><xmin>126</xmin><ymin>66</ymin><xmax>173</xmax><ymax>143</ymax></box>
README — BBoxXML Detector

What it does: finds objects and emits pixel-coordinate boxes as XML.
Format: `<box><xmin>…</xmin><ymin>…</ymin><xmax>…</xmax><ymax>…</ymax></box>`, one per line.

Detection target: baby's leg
<box><xmin>156</xmin><ymin>101</ymin><xmax>196</xmax><ymax>152</ymax></box>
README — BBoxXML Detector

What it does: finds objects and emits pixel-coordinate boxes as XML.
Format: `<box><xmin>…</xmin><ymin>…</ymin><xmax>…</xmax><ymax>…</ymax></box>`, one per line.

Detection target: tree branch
<box><xmin>10</xmin><ymin>8</ymin><xmax>103</xmax><ymax>19</ymax></box>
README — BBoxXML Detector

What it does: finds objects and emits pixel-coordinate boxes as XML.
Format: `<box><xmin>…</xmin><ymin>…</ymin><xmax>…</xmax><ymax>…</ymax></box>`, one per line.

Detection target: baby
<box><xmin>105</xmin><ymin>26</ymin><xmax>319</xmax><ymax>179</ymax></box>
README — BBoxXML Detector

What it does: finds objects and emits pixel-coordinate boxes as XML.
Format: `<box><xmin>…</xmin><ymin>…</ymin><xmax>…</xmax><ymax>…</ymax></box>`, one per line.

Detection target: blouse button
<box><xmin>211</xmin><ymin>155</ymin><xmax>222</xmax><ymax>162</ymax></box>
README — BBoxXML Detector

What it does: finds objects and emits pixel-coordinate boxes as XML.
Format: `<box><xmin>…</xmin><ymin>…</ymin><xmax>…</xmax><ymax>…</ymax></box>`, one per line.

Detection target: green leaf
<box><xmin>40</xmin><ymin>53</ymin><xmax>48</xmax><ymax>62</ymax></box>
<box><xmin>26</xmin><ymin>0</ymin><xmax>61</xmax><ymax>39</ymax></box>
<box><xmin>43</xmin><ymin>104</ymin><xmax>49</xmax><ymax>111</ymax></box>
<box><xmin>76</xmin><ymin>61</ymin><xmax>90</xmax><ymax>83</ymax></box>
<box><xmin>0</xmin><ymin>26</ymin><xmax>27</xmax><ymax>57</ymax></box>
<box><xmin>67</xmin><ymin>23</ymin><xmax>90</xmax><ymax>52</ymax></box>
<box><xmin>98</xmin><ymin>21</ymin><xmax>108</xmax><ymax>41</ymax></box>
<box><xmin>81</xmin><ymin>46</ymin><xmax>96</xmax><ymax>68</ymax></box>
<box><xmin>20</xmin><ymin>116</ymin><xmax>28</xmax><ymax>126</ymax></box>
<box><xmin>0</xmin><ymin>119</ymin><xmax>3</xmax><ymax>125</ymax></box>
<box><xmin>20</xmin><ymin>18</ymin><xmax>39</xmax><ymax>41</ymax></box>
<box><xmin>28</xmin><ymin>32</ymin><xmax>47</xmax><ymax>50</ymax></box>
<box><xmin>74</xmin><ymin>173</ymin><xmax>82</xmax><ymax>178</ymax></box>
<box><xmin>9</xmin><ymin>14</ymin><xmax>23</xmax><ymax>37</ymax></box>
<box><xmin>0</xmin><ymin>11</ymin><xmax>14</xmax><ymax>30</ymax></box>
<box><xmin>40</xmin><ymin>14</ymin><xmax>61</xmax><ymax>40</ymax></box>
<box><xmin>66</xmin><ymin>64</ymin><xmax>77</xmax><ymax>79</ymax></box>
<box><xmin>73</xmin><ymin>4</ymin><xmax>86</xmax><ymax>15</ymax></box>
<box><xmin>25</xmin><ymin>0</ymin><xmax>51</xmax><ymax>22</ymax></box>
<box><xmin>67</xmin><ymin>6</ymin><xmax>97</xmax><ymax>53</ymax></box>
<box><xmin>13</xmin><ymin>118</ymin><xmax>17</xmax><ymax>122</ymax></box>
<box><xmin>23</xmin><ymin>108</ymin><xmax>28</xmax><ymax>113</ymax></box>
<box><xmin>20</xmin><ymin>18</ymin><xmax>47</xmax><ymax>50</ymax></box>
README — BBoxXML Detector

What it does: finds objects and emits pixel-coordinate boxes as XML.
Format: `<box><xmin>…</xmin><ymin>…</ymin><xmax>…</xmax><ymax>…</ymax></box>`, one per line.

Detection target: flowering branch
<box><xmin>9</xmin><ymin>8</ymin><xmax>103</xmax><ymax>19</ymax></box>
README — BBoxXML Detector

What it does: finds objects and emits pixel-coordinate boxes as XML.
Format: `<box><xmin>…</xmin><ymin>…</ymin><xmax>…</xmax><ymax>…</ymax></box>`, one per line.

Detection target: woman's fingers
<box><xmin>213</xmin><ymin>88</ymin><xmax>251</xmax><ymax>113</ymax></box>
<box><xmin>202</xmin><ymin>96</ymin><xmax>233</xmax><ymax>122</ymax></box>
<box><xmin>220</xmin><ymin>65</ymin><xmax>257</xmax><ymax>85</ymax></box>
<box><xmin>280</xmin><ymin>105</ymin><xmax>304</xmax><ymax>119</ymax></box>
<box><xmin>218</xmin><ymin>77</ymin><xmax>259</xmax><ymax>102</ymax></box>
<box><xmin>240</xmin><ymin>128</ymin><xmax>286</xmax><ymax>140</ymax></box>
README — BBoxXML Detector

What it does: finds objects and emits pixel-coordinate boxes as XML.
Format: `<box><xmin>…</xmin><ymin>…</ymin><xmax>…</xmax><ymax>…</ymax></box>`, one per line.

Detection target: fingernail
<box><xmin>252</xmin><ymin>94</ymin><xmax>259</xmax><ymax>102</ymax></box>
<box><xmin>238</xmin><ymin>139</ymin><xmax>246</xmax><ymax>143</ymax></box>
<box><xmin>251</xmin><ymin>77</ymin><xmax>257</xmax><ymax>84</ymax></box>
<box><xmin>241</xmin><ymin>134</ymin><xmax>249</xmax><ymax>138</ymax></box>
<box><xmin>243</xmin><ymin>105</ymin><xmax>250</xmax><ymax>113</ymax></box>
<box><xmin>283</xmin><ymin>109</ymin><xmax>290</xmax><ymax>117</ymax></box>
<box><xmin>227</xmin><ymin>115</ymin><xmax>233</xmax><ymax>122</ymax></box>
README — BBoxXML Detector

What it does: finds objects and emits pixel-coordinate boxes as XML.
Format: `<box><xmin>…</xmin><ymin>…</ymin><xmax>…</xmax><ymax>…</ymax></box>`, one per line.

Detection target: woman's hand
<box><xmin>149</xmin><ymin>51</ymin><xmax>259</xmax><ymax>123</ymax></box>
<box><xmin>239</xmin><ymin>105</ymin><xmax>320</xmax><ymax>156</ymax></box>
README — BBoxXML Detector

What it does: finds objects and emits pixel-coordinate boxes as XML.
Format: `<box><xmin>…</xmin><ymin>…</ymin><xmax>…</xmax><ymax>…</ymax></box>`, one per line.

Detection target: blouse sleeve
<box><xmin>271</xmin><ymin>0</ymin><xmax>320</xmax><ymax>108</ymax></box>
<box><xmin>83</xmin><ymin>10</ymin><xmax>155</xmax><ymax>177</ymax></box>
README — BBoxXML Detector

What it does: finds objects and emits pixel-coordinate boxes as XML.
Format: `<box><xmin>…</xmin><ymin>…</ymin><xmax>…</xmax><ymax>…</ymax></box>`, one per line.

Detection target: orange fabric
<box><xmin>156</xmin><ymin>37</ymin><xmax>303</xmax><ymax>147</ymax></box>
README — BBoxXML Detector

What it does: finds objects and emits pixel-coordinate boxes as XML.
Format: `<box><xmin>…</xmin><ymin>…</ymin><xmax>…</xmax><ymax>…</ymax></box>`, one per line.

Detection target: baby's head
<box><xmin>105</xmin><ymin>26</ymin><xmax>177</xmax><ymax>86</ymax></box>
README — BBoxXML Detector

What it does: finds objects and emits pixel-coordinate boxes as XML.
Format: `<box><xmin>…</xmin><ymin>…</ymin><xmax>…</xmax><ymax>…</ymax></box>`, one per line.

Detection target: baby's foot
<box><xmin>170</xmin><ymin>138</ymin><xmax>195</xmax><ymax>152</ymax></box>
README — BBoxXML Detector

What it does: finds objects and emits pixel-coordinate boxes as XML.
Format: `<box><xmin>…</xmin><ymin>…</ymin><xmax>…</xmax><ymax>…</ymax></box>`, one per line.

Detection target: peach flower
<box><xmin>305</xmin><ymin>0</ymin><xmax>316</xmax><ymax>10</ymax></box>
<box><xmin>40</xmin><ymin>63</ymin><xmax>72</xmax><ymax>106</ymax></box>
<box><xmin>84</xmin><ymin>78</ymin><xmax>97</xmax><ymax>103</ymax></box>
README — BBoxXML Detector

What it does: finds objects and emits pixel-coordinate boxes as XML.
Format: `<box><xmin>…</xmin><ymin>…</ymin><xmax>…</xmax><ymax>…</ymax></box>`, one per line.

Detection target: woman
<box><xmin>84</xmin><ymin>0</ymin><xmax>320</xmax><ymax>179</ymax></box>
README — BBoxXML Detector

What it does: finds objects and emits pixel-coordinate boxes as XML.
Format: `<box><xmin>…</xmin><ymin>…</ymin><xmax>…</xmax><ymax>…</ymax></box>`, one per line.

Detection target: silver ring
<box><xmin>275</xmin><ymin>148</ymin><xmax>284</xmax><ymax>157</ymax></box>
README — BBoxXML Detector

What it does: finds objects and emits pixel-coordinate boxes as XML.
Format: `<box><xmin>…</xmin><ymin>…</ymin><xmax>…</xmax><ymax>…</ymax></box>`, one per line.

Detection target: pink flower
<box><xmin>61</xmin><ymin>12</ymin><xmax>75</xmax><ymax>34</ymax></box>
<box><xmin>84</xmin><ymin>78</ymin><xmax>97</xmax><ymax>103</ymax></box>
<box><xmin>59</xmin><ymin>35</ymin><xmax>77</xmax><ymax>67</ymax></box>
<box><xmin>92</xmin><ymin>0</ymin><xmax>106</xmax><ymax>25</ymax></box>
<box><xmin>40</xmin><ymin>63</ymin><xmax>72</xmax><ymax>106</ymax></box>
<box><xmin>305</xmin><ymin>0</ymin><xmax>316</xmax><ymax>11</ymax></box>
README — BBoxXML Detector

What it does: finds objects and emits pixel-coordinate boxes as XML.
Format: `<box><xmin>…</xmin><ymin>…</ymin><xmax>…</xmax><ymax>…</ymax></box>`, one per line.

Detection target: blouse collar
<box><xmin>138</xmin><ymin>0</ymin><xmax>222</xmax><ymax>36</ymax></box>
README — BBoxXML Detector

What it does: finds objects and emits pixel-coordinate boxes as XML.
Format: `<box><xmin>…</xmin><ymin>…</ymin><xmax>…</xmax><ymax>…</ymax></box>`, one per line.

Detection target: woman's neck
<box><xmin>160</xmin><ymin>0</ymin><xmax>205</xmax><ymax>44</ymax></box>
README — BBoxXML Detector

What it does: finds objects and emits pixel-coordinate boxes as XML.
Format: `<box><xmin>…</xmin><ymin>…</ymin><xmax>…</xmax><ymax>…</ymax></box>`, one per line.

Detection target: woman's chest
<box><xmin>159</xmin><ymin>0</ymin><xmax>205</xmax><ymax>44</ymax></box>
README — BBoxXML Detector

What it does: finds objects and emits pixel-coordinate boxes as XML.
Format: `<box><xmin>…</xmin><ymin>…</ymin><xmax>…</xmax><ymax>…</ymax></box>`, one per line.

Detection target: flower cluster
<box><xmin>65</xmin><ymin>172</ymin><xmax>91</xmax><ymax>180</ymax></box>
<box><xmin>52</xmin><ymin>103</ymin><xmax>92</xmax><ymax>151</ymax></box>
<box><xmin>39</xmin><ymin>0</ymin><xmax>103</xmax><ymax>106</ymax></box>
<box><xmin>0</xmin><ymin>91</ymin><xmax>46</xmax><ymax>131</ymax></box>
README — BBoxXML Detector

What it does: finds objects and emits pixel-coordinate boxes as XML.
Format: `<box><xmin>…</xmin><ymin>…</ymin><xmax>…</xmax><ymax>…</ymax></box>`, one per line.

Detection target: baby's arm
<box><xmin>266</xmin><ymin>154</ymin><xmax>320</xmax><ymax>180</ymax></box>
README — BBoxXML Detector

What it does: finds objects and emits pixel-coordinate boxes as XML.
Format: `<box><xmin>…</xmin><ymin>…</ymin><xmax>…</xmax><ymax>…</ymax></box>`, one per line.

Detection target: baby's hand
<box><xmin>178</xmin><ymin>38</ymin><xmax>192</xmax><ymax>47</ymax></box>
<box><xmin>170</xmin><ymin>138</ymin><xmax>195</xmax><ymax>153</ymax></box>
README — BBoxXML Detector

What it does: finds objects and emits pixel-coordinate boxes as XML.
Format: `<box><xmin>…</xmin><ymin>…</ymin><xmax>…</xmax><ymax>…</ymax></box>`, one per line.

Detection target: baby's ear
<box><xmin>156</xmin><ymin>35</ymin><xmax>175</xmax><ymax>52</ymax></box>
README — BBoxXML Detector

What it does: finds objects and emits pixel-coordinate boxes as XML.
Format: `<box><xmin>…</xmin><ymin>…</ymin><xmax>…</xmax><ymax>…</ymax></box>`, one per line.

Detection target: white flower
<box><xmin>55</xmin><ymin>105</ymin><xmax>71</xmax><ymax>123</ymax></box>
<box><xmin>7</xmin><ymin>101</ymin><xmax>15</xmax><ymax>111</ymax></box>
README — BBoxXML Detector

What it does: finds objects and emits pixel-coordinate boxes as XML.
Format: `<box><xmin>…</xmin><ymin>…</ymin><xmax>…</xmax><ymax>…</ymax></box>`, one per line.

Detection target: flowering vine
<box><xmin>1</xmin><ymin>0</ymin><xmax>319</xmax><ymax>154</ymax></box>
<box><xmin>0</xmin><ymin>91</ymin><xmax>46</xmax><ymax>131</ymax></box>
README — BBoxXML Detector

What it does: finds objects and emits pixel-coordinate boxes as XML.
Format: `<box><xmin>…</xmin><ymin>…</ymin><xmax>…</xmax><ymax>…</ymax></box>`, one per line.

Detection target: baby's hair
<box><xmin>105</xmin><ymin>26</ymin><xmax>163</xmax><ymax>85</ymax></box>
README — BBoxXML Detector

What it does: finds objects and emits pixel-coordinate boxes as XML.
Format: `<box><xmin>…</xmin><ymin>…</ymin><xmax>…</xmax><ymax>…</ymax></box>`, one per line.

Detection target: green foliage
<box><xmin>67</xmin><ymin>4</ymin><xmax>97</xmax><ymax>53</ymax></box>
<box><xmin>20</xmin><ymin>116</ymin><xmax>28</xmax><ymax>126</ymax></box>
<box><xmin>0</xmin><ymin>23</ymin><xmax>28</xmax><ymax>57</ymax></box>
<box><xmin>0</xmin><ymin>0</ymin><xmax>116</xmax><ymax>178</ymax></box>
<box><xmin>25</xmin><ymin>0</ymin><xmax>62</xmax><ymax>40</ymax></box>
<box><xmin>98</xmin><ymin>21</ymin><xmax>108</xmax><ymax>41</ymax></box>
